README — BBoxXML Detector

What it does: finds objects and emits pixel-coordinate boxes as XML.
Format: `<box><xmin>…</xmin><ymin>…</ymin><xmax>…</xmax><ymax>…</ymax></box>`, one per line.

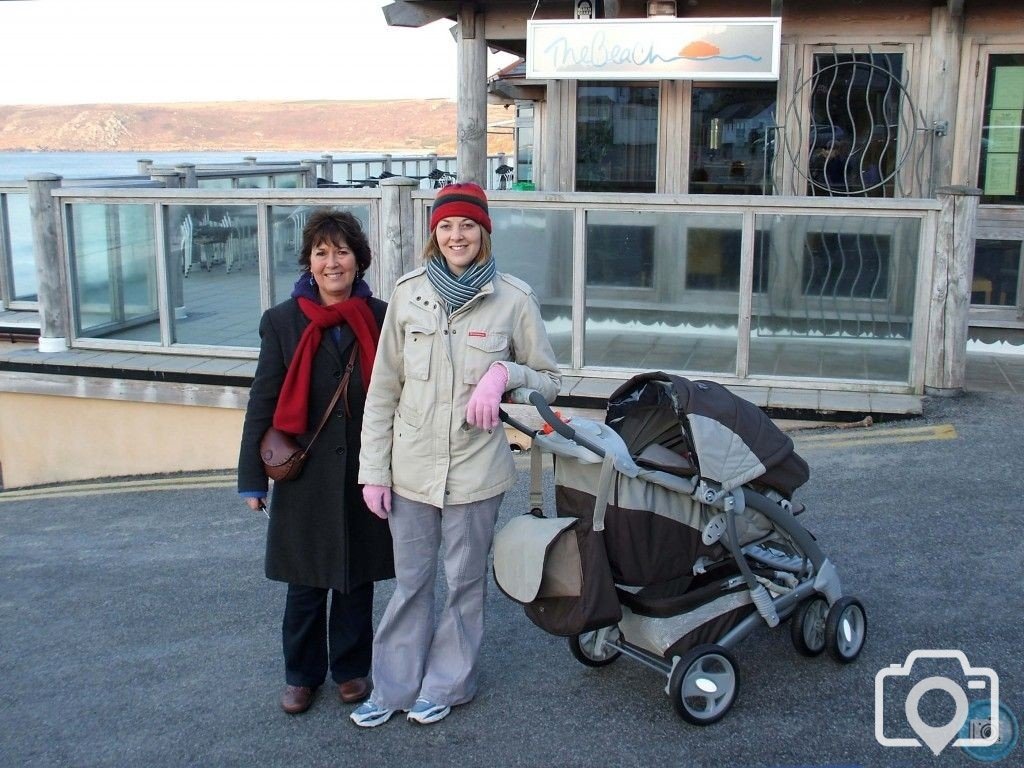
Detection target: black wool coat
<box><xmin>237</xmin><ymin>296</ymin><xmax>394</xmax><ymax>592</ymax></box>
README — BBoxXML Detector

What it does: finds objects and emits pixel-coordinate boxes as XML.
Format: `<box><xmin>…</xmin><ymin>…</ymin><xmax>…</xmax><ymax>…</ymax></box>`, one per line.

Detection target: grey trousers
<box><xmin>369</xmin><ymin>492</ymin><xmax>502</xmax><ymax>710</ymax></box>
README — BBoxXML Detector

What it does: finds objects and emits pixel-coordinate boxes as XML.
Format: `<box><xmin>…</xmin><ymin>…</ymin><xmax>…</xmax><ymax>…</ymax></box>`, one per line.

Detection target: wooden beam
<box><xmin>488</xmin><ymin>83</ymin><xmax>547</xmax><ymax>102</ymax></box>
<box><xmin>947</xmin><ymin>0</ymin><xmax>964</xmax><ymax>17</ymax></box>
<box><xmin>460</xmin><ymin>3</ymin><xmax>476</xmax><ymax>39</ymax></box>
<box><xmin>381</xmin><ymin>1</ymin><xmax>458</xmax><ymax>28</ymax></box>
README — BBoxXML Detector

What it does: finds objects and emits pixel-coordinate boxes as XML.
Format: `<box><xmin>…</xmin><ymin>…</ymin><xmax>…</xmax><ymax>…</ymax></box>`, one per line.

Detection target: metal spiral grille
<box><xmin>784</xmin><ymin>50</ymin><xmax>924</xmax><ymax>198</ymax></box>
<box><xmin>748</xmin><ymin>50</ymin><xmax>926</xmax><ymax>346</ymax></box>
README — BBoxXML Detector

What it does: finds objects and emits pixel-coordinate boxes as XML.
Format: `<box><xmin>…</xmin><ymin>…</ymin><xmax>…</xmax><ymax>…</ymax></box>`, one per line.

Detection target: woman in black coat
<box><xmin>237</xmin><ymin>208</ymin><xmax>394</xmax><ymax>715</ymax></box>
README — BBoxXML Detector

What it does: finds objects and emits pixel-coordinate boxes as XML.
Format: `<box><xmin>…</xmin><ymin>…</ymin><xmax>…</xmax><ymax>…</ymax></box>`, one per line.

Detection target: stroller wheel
<box><xmin>668</xmin><ymin>644</ymin><xmax>739</xmax><ymax>725</ymax></box>
<box><xmin>825</xmin><ymin>596</ymin><xmax>867</xmax><ymax>663</ymax></box>
<box><xmin>790</xmin><ymin>596</ymin><xmax>829</xmax><ymax>657</ymax></box>
<box><xmin>568</xmin><ymin>628</ymin><xmax>622</xmax><ymax>667</ymax></box>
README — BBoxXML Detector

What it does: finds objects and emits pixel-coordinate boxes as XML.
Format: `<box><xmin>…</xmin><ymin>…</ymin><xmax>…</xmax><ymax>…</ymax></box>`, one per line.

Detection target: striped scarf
<box><xmin>425</xmin><ymin>256</ymin><xmax>496</xmax><ymax>314</ymax></box>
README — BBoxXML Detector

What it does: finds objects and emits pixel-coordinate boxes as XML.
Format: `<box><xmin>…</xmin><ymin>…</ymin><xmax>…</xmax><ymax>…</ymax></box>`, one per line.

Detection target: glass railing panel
<box><xmin>168</xmin><ymin>203</ymin><xmax>261</xmax><ymax>347</ymax></box>
<box><xmin>237</xmin><ymin>175</ymin><xmax>272</xmax><ymax>189</ymax></box>
<box><xmin>750</xmin><ymin>213</ymin><xmax>921</xmax><ymax>382</ymax></box>
<box><xmin>269</xmin><ymin>204</ymin><xmax>373</xmax><ymax>308</ymax></box>
<box><xmin>69</xmin><ymin>202</ymin><xmax>159</xmax><ymax>341</ymax></box>
<box><xmin>584</xmin><ymin>209</ymin><xmax>743</xmax><ymax>374</ymax></box>
<box><xmin>6</xmin><ymin>192</ymin><xmax>37</xmax><ymax>301</ymax></box>
<box><xmin>492</xmin><ymin>207</ymin><xmax>573</xmax><ymax>366</ymax></box>
<box><xmin>272</xmin><ymin>174</ymin><xmax>302</xmax><ymax>189</ymax></box>
<box><xmin>197</xmin><ymin>178</ymin><xmax>233</xmax><ymax>190</ymax></box>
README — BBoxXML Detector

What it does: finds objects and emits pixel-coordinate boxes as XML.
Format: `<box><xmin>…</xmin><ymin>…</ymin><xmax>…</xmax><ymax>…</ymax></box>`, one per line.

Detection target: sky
<box><xmin>0</xmin><ymin>0</ymin><xmax>515</xmax><ymax>105</ymax></box>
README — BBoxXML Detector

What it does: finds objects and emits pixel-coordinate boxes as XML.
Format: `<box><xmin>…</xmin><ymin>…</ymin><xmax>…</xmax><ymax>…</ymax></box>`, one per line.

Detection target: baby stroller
<box><xmin>494</xmin><ymin>372</ymin><xmax>867</xmax><ymax>725</ymax></box>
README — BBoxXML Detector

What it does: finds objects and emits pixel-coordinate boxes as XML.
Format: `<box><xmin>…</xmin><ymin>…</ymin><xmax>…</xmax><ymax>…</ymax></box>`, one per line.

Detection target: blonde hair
<box><xmin>421</xmin><ymin>227</ymin><xmax>492</xmax><ymax>265</ymax></box>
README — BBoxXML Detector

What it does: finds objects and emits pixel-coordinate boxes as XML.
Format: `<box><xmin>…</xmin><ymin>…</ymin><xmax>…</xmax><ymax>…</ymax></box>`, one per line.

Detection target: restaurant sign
<box><xmin>526</xmin><ymin>18</ymin><xmax>780</xmax><ymax>81</ymax></box>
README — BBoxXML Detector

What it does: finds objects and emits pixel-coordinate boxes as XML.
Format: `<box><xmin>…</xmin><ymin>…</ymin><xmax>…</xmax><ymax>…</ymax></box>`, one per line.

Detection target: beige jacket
<box><xmin>359</xmin><ymin>267</ymin><xmax>561</xmax><ymax>507</ymax></box>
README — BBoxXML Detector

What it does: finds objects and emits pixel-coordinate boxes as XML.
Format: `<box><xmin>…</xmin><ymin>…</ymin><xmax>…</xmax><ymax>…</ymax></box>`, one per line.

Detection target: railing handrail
<box><xmin>51</xmin><ymin>187</ymin><xmax>382</xmax><ymax>200</ymax></box>
<box><xmin>47</xmin><ymin>185</ymin><xmax>940</xmax><ymax>214</ymax></box>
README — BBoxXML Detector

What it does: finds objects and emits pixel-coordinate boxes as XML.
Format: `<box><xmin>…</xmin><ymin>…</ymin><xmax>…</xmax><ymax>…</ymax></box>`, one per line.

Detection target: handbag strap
<box><xmin>301</xmin><ymin>343</ymin><xmax>359</xmax><ymax>456</ymax></box>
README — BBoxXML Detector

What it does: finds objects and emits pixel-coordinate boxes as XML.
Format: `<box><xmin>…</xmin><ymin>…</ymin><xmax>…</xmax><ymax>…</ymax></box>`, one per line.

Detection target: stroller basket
<box><xmin>493</xmin><ymin>372</ymin><xmax>867</xmax><ymax>725</ymax></box>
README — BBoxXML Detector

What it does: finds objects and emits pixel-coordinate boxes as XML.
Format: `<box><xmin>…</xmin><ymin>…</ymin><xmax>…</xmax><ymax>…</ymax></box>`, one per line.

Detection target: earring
<box><xmin>308</xmin><ymin>274</ymin><xmax>315</xmax><ymax>286</ymax></box>
<box><xmin>357</xmin><ymin>270</ymin><xmax>365</xmax><ymax>280</ymax></box>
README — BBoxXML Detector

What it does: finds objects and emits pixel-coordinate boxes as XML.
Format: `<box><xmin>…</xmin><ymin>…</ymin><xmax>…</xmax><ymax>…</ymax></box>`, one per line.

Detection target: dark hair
<box><xmin>298</xmin><ymin>208</ymin><xmax>372</xmax><ymax>276</ymax></box>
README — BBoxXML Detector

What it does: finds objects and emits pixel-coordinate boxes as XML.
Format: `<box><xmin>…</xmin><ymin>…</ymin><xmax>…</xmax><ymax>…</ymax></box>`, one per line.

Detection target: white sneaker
<box><xmin>350</xmin><ymin>700</ymin><xmax>396</xmax><ymax>728</ymax></box>
<box><xmin>406</xmin><ymin>698</ymin><xmax>451</xmax><ymax>724</ymax></box>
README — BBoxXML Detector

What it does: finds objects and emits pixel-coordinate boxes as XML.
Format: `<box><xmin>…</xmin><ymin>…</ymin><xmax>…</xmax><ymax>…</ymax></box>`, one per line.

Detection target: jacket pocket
<box><xmin>404</xmin><ymin>325</ymin><xmax>434</xmax><ymax>381</ymax></box>
<box><xmin>394</xmin><ymin>401</ymin><xmax>423</xmax><ymax>432</ymax></box>
<box><xmin>463</xmin><ymin>331</ymin><xmax>510</xmax><ymax>384</ymax></box>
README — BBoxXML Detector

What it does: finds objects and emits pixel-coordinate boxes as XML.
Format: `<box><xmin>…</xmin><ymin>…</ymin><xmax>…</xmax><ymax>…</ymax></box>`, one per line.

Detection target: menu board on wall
<box><xmin>984</xmin><ymin>66</ymin><xmax>1024</xmax><ymax>196</ymax></box>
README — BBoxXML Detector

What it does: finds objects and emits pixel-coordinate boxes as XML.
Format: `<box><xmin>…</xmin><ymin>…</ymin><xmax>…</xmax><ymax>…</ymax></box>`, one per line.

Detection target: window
<box><xmin>689</xmin><ymin>84</ymin><xmax>777</xmax><ymax>195</ymax></box>
<box><xmin>515</xmin><ymin>103</ymin><xmax>535</xmax><ymax>184</ymax></box>
<box><xmin>972</xmin><ymin>239</ymin><xmax>1021</xmax><ymax>307</ymax></box>
<box><xmin>978</xmin><ymin>54</ymin><xmax>1024</xmax><ymax>204</ymax></box>
<box><xmin>576</xmin><ymin>82</ymin><xmax>658</xmax><ymax>193</ymax></box>
<box><xmin>807</xmin><ymin>53</ymin><xmax>904</xmax><ymax>197</ymax></box>
<box><xmin>586</xmin><ymin>224</ymin><xmax>653</xmax><ymax>287</ymax></box>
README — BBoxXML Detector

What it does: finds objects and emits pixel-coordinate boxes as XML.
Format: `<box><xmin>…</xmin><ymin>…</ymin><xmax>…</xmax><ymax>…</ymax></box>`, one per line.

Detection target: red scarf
<box><xmin>273</xmin><ymin>296</ymin><xmax>380</xmax><ymax>434</ymax></box>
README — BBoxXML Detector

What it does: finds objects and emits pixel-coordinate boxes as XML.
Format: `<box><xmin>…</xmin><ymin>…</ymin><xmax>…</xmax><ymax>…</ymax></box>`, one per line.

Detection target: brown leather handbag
<box><xmin>260</xmin><ymin>345</ymin><xmax>357</xmax><ymax>482</ymax></box>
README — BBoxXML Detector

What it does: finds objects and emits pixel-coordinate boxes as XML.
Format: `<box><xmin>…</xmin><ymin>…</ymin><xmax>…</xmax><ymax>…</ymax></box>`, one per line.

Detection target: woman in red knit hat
<box><xmin>353</xmin><ymin>182</ymin><xmax>561</xmax><ymax>727</ymax></box>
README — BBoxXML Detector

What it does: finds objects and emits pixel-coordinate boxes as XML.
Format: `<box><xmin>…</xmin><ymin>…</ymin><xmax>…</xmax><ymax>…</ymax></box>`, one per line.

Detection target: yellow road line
<box><xmin>0</xmin><ymin>424</ymin><xmax>960</xmax><ymax>501</ymax></box>
<box><xmin>795</xmin><ymin>423</ymin><xmax>957</xmax><ymax>450</ymax></box>
<box><xmin>0</xmin><ymin>474</ymin><xmax>235</xmax><ymax>503</ymax></box>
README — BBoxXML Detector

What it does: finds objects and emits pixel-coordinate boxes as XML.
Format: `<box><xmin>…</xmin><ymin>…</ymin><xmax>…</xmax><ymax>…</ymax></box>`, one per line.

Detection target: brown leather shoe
<box><xmin>280</xmin><ymin>685</ymin><xmax>315</xmax><ymax>714</ymax></box>
<box><xmin>337</xmin><ymin>677</ymin><xmax>371</xmax><ymax>704</ymax></box>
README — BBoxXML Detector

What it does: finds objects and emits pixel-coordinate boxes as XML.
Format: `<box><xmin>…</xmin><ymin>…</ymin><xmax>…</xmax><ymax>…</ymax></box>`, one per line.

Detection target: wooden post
<box><xmin>300</xmin><ymin>160</ymin><xmax>319</xmax><ymax>188</ymax></box>
<box><xmin>928</xmin><ymin>6</ymin><xmax>963</xmax><ymax>193</ymax></box>
<box><xmin>456</xmin><ymin>5</ymin><xmax>487</xmax><ymax>185</ymax></box>
<box><xmin>377</xmin><ymin>176</ymin><xmax>419</xmax><ymax>298</ymax></box>
<box><xmin>925</xmin><ymin>185</ymin><xmax>981</xmax><ymax>395</ymax></box>
<box><xmin>150</xmin><ymin>170</ymin><xmax>181</xmax><ymax>188</ymax></box>
<box><xmin>26</xmin><ymin>174</ymin><xmax>67</xmax><ymax>353</ymax></box>
<box><xmin>321</xmin><ymin>154</ymin><xmax>334</xmax><ymax>183</ymax></box>
<box><xmin>174</xmin><ymin>163</ymin><xmax>198</xmax><ymax>188</ymax></box>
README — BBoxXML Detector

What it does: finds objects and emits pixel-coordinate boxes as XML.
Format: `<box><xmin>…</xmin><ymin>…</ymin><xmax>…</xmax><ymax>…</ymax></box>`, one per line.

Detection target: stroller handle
<box><xmin>498</xmin><ymin>391</ymin><xmax>608</xmax><ymax>460</ymax></box>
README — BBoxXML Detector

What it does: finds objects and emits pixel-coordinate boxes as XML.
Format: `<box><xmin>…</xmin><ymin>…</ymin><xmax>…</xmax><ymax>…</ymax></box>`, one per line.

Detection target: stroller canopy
<box><xmin>606</xmin><ymin>372</ymin><xmax>809</xmax><ymax>497</ymax></box>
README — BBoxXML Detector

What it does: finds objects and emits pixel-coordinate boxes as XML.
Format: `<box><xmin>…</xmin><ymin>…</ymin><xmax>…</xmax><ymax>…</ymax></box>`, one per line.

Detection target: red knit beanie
<box><xmin>429</xmin><ymin>182</ymin><xmax>492</xmax><ymax>233</ymax></box>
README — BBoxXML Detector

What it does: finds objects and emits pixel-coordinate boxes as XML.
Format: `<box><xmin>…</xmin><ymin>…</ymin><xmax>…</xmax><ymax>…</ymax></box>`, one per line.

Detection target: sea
<box><xmin>0</xmin><ymin>150</ymin><xmax>392</xmax><ymax>303</ymax></box>
<box><xmin>0</xmin><ymin>150</ymin><xmax>384</xmax><ymax>181</ymax></box>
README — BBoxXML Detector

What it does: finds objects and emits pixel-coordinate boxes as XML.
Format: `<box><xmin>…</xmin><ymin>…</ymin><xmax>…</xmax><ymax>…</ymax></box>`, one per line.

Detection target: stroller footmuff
<box><xmin>493</xmin><ymin>372</ymin><xmax>867</xmax><ymax>725</ymax></box>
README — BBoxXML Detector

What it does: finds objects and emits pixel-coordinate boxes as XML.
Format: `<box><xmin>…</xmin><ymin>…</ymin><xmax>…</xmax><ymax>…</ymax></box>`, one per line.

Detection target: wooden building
<box><xmin>384</xmin><ymin>0</ymin><xmax>1024</xmax><ymax>348</ymax></box>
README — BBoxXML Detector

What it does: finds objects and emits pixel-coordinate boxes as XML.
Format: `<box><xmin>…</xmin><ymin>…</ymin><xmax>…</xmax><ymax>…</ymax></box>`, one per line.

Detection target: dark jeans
<box><xmin>282</xmin><ymin>582</ymin><xmax>373</xmax><ymax>688</ymax></box>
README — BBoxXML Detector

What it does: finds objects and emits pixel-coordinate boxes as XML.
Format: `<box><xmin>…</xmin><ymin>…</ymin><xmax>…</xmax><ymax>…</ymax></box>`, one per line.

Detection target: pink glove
<box><xmin>362</xmin><ymin>485</ymin><xmax>392</xmax><ymax>520</ymax></box>
<box><xmin>466</xmin><ymin>362</ymin><xmax>509</xmax><ymax>431</ymax></box>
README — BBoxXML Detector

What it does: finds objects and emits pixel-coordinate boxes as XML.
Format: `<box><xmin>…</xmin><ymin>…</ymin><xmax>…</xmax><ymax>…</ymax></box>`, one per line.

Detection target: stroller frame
<box><xmin>500</xmin><ymin>386</ymin><xmax>866</xmax><ymax>725</ymax></box>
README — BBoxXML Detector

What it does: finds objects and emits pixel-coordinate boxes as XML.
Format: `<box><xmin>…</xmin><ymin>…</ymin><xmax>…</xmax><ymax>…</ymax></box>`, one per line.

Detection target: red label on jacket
<box><xmin>468</xmin><ymin>330</ymin><xmax>487</xmax><ymax>337</ymax></box>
